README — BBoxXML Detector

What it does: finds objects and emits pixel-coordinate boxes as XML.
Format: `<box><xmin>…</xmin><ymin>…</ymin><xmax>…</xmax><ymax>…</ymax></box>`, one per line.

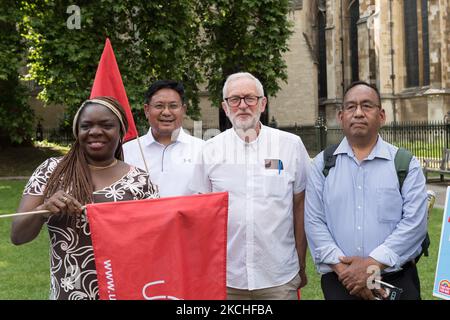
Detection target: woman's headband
<box><xmin>72</xmin><ymin>98</ymin><xmax>127</xmax><ymax>139</ymax></box>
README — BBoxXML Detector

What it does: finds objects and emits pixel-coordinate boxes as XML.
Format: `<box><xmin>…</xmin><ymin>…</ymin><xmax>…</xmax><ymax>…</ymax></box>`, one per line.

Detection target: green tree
<box><xmin>0</xmin><ymin>0</ymin><xmax>34</xmax><ymax>145</ymax></box>
<box><xmin>20</xmin><ymin>0</ymin><xmax>293</xmax><ymax>132</ymax></box>
<box><xmin>197</xmin><ymin>0</ymin><xmax>293</xmax><ymax>108</ymax></box>
<box><xmin>21</xmin><ymin>0</ymin><xmax>203</xmax><ymax>123</ymax></box>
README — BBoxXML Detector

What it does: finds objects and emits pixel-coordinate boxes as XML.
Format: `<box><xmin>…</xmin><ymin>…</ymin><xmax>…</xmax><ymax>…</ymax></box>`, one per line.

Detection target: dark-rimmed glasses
<box><xmin>224</xmin><ymin>95</ymin><xmax>263</xmax><ymax>108</ymax></box>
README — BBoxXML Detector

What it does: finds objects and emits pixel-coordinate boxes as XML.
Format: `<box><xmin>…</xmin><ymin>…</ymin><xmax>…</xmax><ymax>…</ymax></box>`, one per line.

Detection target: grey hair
<box><xmin>222</xmin><ymin>72</ymin><xmax>265</xmax><ymax>100</ymax></box>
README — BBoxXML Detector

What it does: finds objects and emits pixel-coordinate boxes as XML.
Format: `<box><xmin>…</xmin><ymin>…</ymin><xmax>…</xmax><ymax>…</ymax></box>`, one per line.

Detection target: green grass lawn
<box><xmin>0</xmin><ymin>180</ymin><xmax>50</xmax><ymax>299</ymax></box>
<box><xmin>0</xmin><ymin>179</ymin><xmax>446</xmax><ymax>299</ymax></box>
<box><xmin>416</xmin><ymin>207</ymin><xmax>445</xmax><ymax>300</ymax></box>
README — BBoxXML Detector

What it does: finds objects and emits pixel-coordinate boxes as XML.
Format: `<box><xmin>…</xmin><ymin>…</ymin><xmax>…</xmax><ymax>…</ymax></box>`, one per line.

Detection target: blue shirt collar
<box><xmin>335</xmin><ymin>135</ymin><xmax>392</xmax><ymax>161</ymax></box>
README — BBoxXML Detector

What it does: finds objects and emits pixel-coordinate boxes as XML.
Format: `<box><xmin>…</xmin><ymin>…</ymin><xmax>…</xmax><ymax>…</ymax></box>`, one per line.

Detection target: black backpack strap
<box><xmin>420</xmin><ymin>233</ymin><xmax>430</xmax><ymax>258</ymax></box>
<box><xmin>394</xmin><ymin>147</ymin><xmax>413</xmax><ymax>190</ymax></box>
<box><xmin>322</xmin><ymin>144</ymin><xmax>339</xmax><ymax>177</ymax></box>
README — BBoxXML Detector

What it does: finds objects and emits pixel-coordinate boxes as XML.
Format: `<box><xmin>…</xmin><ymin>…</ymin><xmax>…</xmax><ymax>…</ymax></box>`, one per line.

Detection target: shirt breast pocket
<box><xmin>263</xmin><ymin>170</ymin><xmax>289</xmax><ymax>198</ymax></box>
<box><xmin>376</xmin><ymin>187</ymin><xmax>403</xmax><ymax>223</ymax></box>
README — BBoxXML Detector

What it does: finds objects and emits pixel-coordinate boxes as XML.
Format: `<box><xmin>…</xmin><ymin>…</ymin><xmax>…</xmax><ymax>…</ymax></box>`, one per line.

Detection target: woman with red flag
<box><xmin>10</xmin><ymin>96</ymin><xmax>159</xmax><ymax>300</ymax></box>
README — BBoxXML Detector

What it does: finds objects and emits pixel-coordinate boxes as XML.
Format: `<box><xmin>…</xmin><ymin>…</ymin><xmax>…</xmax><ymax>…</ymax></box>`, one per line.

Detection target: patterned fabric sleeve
<box><xmin>23</xmin><ymin>157</ymin><xmax>62</xmax><ymax>196</ymax></box>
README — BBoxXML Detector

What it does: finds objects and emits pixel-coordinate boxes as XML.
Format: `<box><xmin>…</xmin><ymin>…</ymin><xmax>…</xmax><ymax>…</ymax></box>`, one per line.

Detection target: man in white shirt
<box><xmin>123</xmin><ymin>80</ymin><xmax>204</xmax><ymax>197</ymax></box>
<box><xmin>189</xmin><ymin>72</ymin><xmax>310</xmax><ymax>299</ymax></box>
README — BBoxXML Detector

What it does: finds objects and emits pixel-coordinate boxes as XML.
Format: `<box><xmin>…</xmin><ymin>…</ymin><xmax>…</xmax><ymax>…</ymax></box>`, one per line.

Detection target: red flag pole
<box><xmin>90</xmin><ymin>38</ymin><xmax>138</xmax><ymax>142</ymax></box>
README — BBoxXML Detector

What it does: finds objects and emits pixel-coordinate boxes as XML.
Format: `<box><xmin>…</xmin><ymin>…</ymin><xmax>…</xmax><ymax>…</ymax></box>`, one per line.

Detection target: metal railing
<box><xmin>277</xmin><ymin>120</ymin><xmax>450</xmax><ymax>164</ymax></box>
<box><xmin>381</xmin><ymin>121</ymin><xmax>450</xmax><ymax>166</ymax></box>
<box><xmin>39</xmin><ymin>120</ymin><xmax>450</xmax><ymax>167</ymax></box>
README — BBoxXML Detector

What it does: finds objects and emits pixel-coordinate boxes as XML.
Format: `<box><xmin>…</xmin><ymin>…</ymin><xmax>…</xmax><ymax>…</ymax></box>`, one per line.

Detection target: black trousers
<box><xmin>321</xmin><ymin>262</ymin><xmax>421</xmax><ymax>300</ymax></box>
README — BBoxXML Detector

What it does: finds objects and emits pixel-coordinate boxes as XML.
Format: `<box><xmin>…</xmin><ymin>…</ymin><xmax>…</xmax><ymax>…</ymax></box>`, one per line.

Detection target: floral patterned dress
<box><xmin>23</xmin><ymin>157</ymin><xmax>159</xmax><ymax>300</ymax></box>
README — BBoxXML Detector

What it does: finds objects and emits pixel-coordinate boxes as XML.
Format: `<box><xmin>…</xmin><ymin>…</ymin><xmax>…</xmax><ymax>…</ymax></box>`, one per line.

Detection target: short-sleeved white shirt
<box><xmin>189</xmin><ymin>124</ymin><xmax>310</xmax><ymax>290</ymax></box>
<box><xmin>123</xmin><ymin>128</ymin><xmax>204</xmax><ymax>197</ymax></box>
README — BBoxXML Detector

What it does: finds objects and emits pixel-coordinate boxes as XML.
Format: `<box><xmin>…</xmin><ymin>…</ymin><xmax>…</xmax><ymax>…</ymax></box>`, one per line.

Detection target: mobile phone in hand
<box><xmin>373</xmin><ymin>280</ymin><xmax>403</xmax><ymax>300</ymax></box>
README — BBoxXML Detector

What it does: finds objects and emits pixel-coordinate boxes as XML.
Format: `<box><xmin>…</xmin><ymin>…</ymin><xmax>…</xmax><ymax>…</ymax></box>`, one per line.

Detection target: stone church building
<box><xmin>185</xmin><ymin>0</ymin><xmax>450</xmax><ymax>132</ymax></box>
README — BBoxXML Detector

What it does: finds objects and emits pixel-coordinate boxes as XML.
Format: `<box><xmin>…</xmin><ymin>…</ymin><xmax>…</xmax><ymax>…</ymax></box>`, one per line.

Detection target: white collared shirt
<box><xmin>123</xmin><ymin>128</ymin><xmax>204</xmax><ymax>197</ymax></box>
<box><xmin>189</xmin><ymin>125</ymin><xmax>310</xmax><ymax>290</ymax></box>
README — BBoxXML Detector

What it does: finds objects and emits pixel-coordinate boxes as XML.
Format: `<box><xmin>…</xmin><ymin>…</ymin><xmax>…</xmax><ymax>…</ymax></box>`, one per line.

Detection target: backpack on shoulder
<box><xmin>322</xmin><ymin>144</ymin><xmax>430</xmax><ymax>263</ymax></box>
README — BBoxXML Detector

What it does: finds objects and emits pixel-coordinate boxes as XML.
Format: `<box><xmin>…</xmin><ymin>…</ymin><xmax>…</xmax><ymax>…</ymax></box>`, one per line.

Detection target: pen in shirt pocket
<box><xmin>278</xmin><ymin>159</ymin><xmax>284</xmax><ymax>174</ymax></box>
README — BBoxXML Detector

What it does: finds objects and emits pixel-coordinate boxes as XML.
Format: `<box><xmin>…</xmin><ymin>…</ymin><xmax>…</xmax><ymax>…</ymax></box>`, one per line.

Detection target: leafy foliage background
<box><xmin>0</xmin><ymin>0</ymin><xmax>293</xmax><ymax>145</ymax></box>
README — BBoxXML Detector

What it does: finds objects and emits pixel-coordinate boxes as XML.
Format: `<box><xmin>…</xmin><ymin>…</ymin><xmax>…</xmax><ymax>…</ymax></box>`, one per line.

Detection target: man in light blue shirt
<box><xmin>305</xmin><ymin>81</ymin><xmax>427</xmax><ymax>300</ymax></box>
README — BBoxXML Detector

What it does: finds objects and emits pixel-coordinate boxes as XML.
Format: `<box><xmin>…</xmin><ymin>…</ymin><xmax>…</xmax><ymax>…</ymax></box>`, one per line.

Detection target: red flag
<box><xmin>90</xmin><ymin>38</ymin><xmax>138</xmax><ymax>142</ymax></box>
<box><xmin>86</xmin><ymin>192</ymin><xmax>228</xmax><ymax>300</ymax></box>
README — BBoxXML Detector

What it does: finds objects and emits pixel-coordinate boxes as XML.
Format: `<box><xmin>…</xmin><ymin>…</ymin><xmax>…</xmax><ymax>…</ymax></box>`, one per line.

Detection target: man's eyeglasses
<box><xmin>224</xmin><ymin>95</ymin><xmax>263</xmax><ymax>108</ymax></box>
<box><xmin>342</xmin><ymin>101</ymin><xmax>380</xmax><ymax>113</ymax></box>
<box><xmin>149</xmin><ymin>103</ymin><xmax>182</xmax><ymax>111</ymax></box>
